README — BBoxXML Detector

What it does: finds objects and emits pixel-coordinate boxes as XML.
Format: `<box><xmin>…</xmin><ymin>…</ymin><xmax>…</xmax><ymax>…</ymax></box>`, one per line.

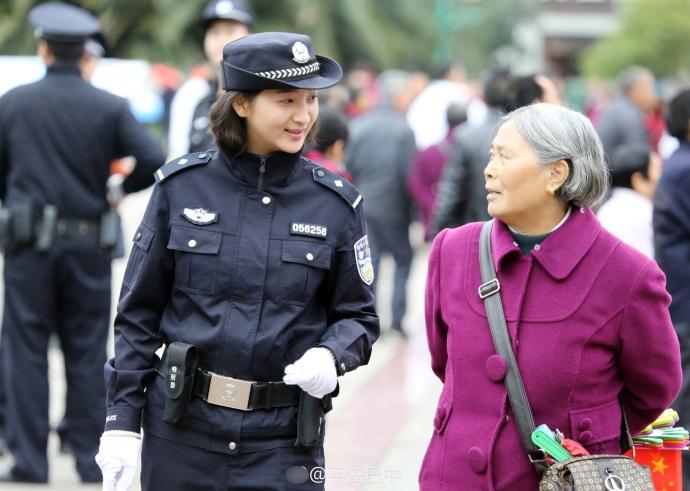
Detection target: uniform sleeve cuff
<box><xmin>104</xmin><ymin>407</ymin><xmax>143</xmax><ymax>433</ymax></box>
<box><xmin>317</xmin><ymin>342</ymin><xmax>356</xmax><ymax>376</ymax></box>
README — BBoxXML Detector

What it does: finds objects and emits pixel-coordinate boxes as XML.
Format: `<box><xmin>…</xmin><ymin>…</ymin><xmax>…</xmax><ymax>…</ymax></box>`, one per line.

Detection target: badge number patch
<box><xmin>182</xmin><ymin>207</ymin><xmax>219</xmax><ymax>226</ymax></box>
<box><xmin>354</xmin><ymin>235</ymin><xmax>374</xmax><ymax>285</ymax></box>
<box><xmin>290</xmin><ymin>222</ymin><xmax>327</xmax><ymax>239</ymax></box>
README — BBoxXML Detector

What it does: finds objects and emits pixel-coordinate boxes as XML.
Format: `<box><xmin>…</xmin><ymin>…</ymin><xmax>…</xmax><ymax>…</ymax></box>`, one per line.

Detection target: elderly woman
<box><xmin>420</xmin><ymin>103</ymin><xmax>681</xmax><ymax>490</ymax></box>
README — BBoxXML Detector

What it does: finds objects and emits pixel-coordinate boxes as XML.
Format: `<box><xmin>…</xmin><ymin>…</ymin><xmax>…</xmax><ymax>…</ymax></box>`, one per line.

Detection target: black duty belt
<box><xmin>157</xmin><ymin>352</ymin><xmax>302</xmax><ymax>412</ymax></box>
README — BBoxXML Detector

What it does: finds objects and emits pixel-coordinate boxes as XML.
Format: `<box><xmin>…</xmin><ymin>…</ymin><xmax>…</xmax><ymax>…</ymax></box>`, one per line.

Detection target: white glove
<box><xmin>283</xmin><ymin>347</ymin><xmax>337</xmax><ymax>399</ymax></box>
<box><xmin>95</xmin><ymin>431</ymin><xmax>142</xmax><ymax>491</ymax></box>
<box><xmin>106</xmin><ymin>173</ymin><xmax>125</xmax><ymax>207</ymax></box>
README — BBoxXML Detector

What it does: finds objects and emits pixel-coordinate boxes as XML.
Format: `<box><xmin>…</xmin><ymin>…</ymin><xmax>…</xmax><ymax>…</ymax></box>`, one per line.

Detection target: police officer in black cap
<box><xmin>0</xmin><ymin>2</ymin><xmax>166</xmax><ymax>483</ymax></box>
<box><xmin>168</xmin><ymin>0</ymin><xmax>254</xmax><ymax>158</ymax></box>
<box><xmin>96</xmin><ymin>32</ymin><xmax>379</xmax><ymax>490</ymax></box>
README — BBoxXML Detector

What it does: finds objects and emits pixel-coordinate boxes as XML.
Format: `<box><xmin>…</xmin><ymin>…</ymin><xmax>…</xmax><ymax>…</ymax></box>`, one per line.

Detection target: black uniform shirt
<box><xmin>0</xmin><ymin>62</ymin><xmax>166</xmax><ymax>214</ymax></box>
<box><xmin>105</xmin><ymin>150</ymin><xmax>380</xmax><ymax>455</ymax></box>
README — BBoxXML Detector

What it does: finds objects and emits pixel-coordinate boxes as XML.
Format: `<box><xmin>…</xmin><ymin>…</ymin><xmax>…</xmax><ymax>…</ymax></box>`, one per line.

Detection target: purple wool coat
<box><xmin>419</xmin><ymin>207</ymin><xmax>681</xmax><ymax>490</ymax></box>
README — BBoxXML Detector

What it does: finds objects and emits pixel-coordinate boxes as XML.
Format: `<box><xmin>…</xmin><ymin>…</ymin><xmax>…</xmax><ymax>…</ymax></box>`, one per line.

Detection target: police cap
<box><xmin>202</xmin><ymin>0</ymin><xmax>254</xmax><ymax>29</ymax></box>
<box><xmin>29</xmin><ymin>2</ymin><xmax>100</xmax><ymax>44</ymax></box>
<box><xmin>220</xmin><ymin>32</ymin><xmax>342</xmax><ymax>91</ymax></box>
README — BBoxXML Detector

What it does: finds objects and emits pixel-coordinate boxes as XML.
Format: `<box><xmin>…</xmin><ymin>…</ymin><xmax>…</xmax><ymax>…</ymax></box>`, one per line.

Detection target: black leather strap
<box><xmin>479</xmin><ymin>220</ymin><xmax>547</xmax><ymax>472</ymax></box>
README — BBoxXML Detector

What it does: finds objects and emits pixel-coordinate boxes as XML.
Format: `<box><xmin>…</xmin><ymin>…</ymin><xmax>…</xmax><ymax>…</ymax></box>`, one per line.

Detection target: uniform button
<box><xmin>579</xmin><ymin>431</ymin><xmax>593</xmax><ymax>444</ymax></box>
<box><xmin>467</xmin><ymin>447</ymin><xmax>487</xmax><ymax>474</ymax></box>
<box><xmin>198</xmin><ymin>153</ymin><xmax>207</xmax><ymax>159</ymax></box>
<box><xmin>580</xmin><ymin>207</ymin><xmax>585</xmax><ymax>214</ymax></box>
<box><xmin>228</xmin><ymin>442</ymin><xmax>237</xmax><ymax>451</ymax></box>
<box><xmin>340</xmin><ymin>362</ymin><xmax>347</xmax><ymax>372</ymax></box>
<box><xmin>533</xmin><ymin>244</ymin><xmax>541</xmax><ymax>251</ymax></box>
<box><xmin>135</xmin><ymin>232</ymin><xmax>142</xmax><ymax>241</ymax></box>
<box><xmin>306</xmin><ymin>253</ymin><xmax>314</xmax><ymax>261</ymax></box>
<box><xmin>188</xmin><ymin>239</ymin><xmax>197</xmax><ymax>248</ymax></box>
<box><xmin>262</xmin><ymin>196</ymin><xmax>271</xmax><ymax>205</ymax></box>
<box><xmin>317</xmin><ymin>169</ymin><xmax>325</xmax><ymax>178</ymax></box>
<box><xmin>485</xmin><ymin>355</ymin><xmax>507</xmax><ymax>383</ymax></box>
<box><xmin>578</xmin><ymin>418</ymin><xmax>592</xmax><ymax>431</ymax></box>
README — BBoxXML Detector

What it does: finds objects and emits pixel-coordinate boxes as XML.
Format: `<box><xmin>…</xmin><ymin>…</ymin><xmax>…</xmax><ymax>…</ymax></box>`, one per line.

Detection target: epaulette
<box><xmin>311</xmin><ymin>165</ymin><xmax>362</xmax><ymax>211</ymax></box>
<box><xmin>155</xmin><ymin>151</ymin><xmax>214</xmax><ymax>183</ymax></box>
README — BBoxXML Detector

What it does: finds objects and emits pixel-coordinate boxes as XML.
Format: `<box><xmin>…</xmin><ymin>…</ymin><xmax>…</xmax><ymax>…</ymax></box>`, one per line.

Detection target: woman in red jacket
<box><xmin>420</xmin><ymin>103</ymin><xmax>681</xmax><ymax>490</ymax></box>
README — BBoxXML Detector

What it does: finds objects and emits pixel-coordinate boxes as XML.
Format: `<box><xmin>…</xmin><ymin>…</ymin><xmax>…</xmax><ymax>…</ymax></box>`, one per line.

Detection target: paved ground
<box><xmin>0</xmin><ymin>189</ymin><xmax>441</xmax><ymax>490</ymax></box>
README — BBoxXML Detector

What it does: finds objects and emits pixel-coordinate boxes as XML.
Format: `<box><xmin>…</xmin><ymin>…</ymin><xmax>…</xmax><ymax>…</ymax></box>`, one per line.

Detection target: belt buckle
<box><xmin>206</xmin><ymin>372</ymin><xmax>254</xmax><ymax>411</ymax></box>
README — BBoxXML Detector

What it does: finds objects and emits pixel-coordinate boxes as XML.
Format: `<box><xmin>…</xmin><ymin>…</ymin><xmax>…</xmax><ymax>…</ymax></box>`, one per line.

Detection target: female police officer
<box><xmin>96</xmin><ymin>32</ymin><xmax>379</xmax><ymax>490</ymax></box>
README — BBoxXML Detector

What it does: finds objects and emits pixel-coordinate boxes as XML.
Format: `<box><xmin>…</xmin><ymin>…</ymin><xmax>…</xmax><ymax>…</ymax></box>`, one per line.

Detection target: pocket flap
<box><xmin>167</xmin><ymin>225</ymin><xmax>222</xmax><ymax>254</ymax></box>
<box><xmin>281</xmin><ymin>240</ymin><xmax>332</xmax><ymax>270</ymax></box>
<box><xmin>132</xmin><ymin>224</ymin><xmax>155</xmax><ymax>252</ymax></box>
<box><xmin>569</xmin><ymin>401</ymin><xmax>621</xmax><ymax>444</ymax></box>
<box><xmin>433</xmin><ymin>399</ymin><xmax>453</xmax><ymax>434</ymax></box>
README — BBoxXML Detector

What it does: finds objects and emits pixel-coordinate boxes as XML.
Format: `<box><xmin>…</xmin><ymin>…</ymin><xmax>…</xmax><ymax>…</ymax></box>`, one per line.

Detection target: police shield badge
<box><xmin>182</xmin><ymin>207</ymin><xmax>219</xmax><ymax>226</ymax></box>
<box><xmin>354</xmin><ymin>235</ymin><xmax>374</xmax><ymax>285</ymax></box>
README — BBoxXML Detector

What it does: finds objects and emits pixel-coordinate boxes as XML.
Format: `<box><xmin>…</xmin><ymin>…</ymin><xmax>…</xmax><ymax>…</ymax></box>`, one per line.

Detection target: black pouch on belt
<box><xmin>294</xmin><ymin>393</ymin><xmax>333</xmax><ymax>448</ymax></box>
<box><xmin>162</xmin><ymin>342</ymin><xmax>199</xmax><ymax>425</ymax></box>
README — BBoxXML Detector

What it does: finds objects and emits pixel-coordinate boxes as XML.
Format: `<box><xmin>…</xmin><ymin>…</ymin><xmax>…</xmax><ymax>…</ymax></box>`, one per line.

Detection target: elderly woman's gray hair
<box><xmin>501</xmin><ymin>103</ymin><xmax>609</xmax><ymax>207</ymax></box>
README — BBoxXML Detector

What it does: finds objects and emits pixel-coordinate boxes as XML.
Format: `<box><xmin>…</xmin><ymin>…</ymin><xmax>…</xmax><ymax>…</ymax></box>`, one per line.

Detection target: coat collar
<box><xmin>219</xmin><ymin>150</ymin><xmax>302</xmax><ymax>189</ymax></box>
<box><xmin>46</xmin><ymin>62</ymin><xmax>81</xmax><ymax>77</ymax></box>
<box><xmin>492</xmin><ymin>206</ymin><xmax>601</xmax><ymax>279</ymax></box>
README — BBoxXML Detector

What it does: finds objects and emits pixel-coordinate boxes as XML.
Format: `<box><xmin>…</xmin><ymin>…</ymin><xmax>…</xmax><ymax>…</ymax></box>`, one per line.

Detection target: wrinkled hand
<box><xmin>283</xmin><ymin>347</ymin><xmax>337</xmax><ymax>398</ymax></box>
<box><xmin>95</xmin><ymin>431</ymin><xmax>142</xmax><ymax>491</ymax></box>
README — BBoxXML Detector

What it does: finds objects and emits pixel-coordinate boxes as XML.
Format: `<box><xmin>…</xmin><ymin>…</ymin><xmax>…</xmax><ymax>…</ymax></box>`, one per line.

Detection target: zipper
<box><xmin>257</xmin><ymin>157</ymin><xmax>266</xmax><ymax>191</ymax></box>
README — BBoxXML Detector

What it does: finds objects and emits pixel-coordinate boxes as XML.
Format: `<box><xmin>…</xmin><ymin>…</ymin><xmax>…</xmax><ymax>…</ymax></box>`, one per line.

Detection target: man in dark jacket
<box><xmin>0</xmin><ymin>3</ymin><xmax>165</xmax><ymax>482</ymax></box>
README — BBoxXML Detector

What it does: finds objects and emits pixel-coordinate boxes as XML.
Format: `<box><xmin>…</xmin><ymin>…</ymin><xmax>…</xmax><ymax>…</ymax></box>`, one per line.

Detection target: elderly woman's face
<box><xmin>484</xmin><ymin>121</ymin><xmax>552</xmax><ymax>224</ymax></box>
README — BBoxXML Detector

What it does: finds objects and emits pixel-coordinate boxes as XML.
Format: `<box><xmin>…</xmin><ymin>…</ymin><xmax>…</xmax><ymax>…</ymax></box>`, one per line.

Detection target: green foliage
<box><xmin>580</xmin><ymin>0</ymin><xmax>690</xmax><ymax>77</ymax></box>
<box><xmin>0</xmin><ymin>0</ymin><xmax>523</xmax><ymax>74</ymax></box>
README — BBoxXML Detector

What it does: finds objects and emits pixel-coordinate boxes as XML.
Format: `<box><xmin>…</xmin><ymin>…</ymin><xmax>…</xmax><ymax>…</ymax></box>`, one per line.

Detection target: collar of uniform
<box><xmin>221</xmin><ymin>150</ymin><xmax>302</xmax><ymax>188</ymax></box>
<box><xmin>47</xmin><ymin>61</ymin><xmax>81</xmax><ymax>76</ymax></box>
<box><xmin>492</xmin><ymin>206</ymin><xmax>600</xmax><ymax>279</ymax></box>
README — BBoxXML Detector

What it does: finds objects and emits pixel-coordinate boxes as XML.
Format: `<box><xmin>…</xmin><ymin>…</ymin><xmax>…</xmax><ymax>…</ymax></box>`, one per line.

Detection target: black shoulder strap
<box><xmin>311</xmin><ymin>166</ymin><xmax>361</xmax><ymax>211</ymax></box>
<box><xmin>479</xmin><ymin>220</ymin><xmax>548</xmax><ymax>472</ymax></box>
<box><xmin>155</xmin><ymin>151</ymin><xmax>214</xmax><ymax>184</ymax></box>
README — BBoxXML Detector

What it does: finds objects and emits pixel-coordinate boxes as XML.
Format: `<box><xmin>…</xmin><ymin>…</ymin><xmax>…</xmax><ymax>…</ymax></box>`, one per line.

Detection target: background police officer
<box><xmin>0</xmin><ymin>2</ymin><xmax>166</xmax><ymax>483</ymax></box>
<box><xmin>96</xmin><ymin>32</ymin><xmax>379</xmax><ymax>490</ymax></box>
<box><xmin>167</xmin><ymin>0</ymin><xmax>254</xmax><ymax>158</ymax></box>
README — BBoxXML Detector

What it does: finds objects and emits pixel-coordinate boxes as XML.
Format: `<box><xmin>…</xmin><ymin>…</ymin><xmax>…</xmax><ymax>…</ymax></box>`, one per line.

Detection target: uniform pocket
<box><xmin>167</xmin><ymin>225</ymin><xmax>222</xmax><ymax>294</ymax></box>
<box><xmin>278</xmin><ymin>240</ymin><xmax>332</xmax><ymax>305</ymax></box>
<box><xmin>123</xmin><ymin>224</ymin><xmax>155</xmax><ymax>288</ymax></box>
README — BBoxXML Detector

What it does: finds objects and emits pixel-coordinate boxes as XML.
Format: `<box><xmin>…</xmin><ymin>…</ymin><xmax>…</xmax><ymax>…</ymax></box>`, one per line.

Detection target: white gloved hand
<box><xmin>95</xmin><ymin>431</ymin><xmax>142</xmax><ymax>491</ymax></box>
<box><xmin>283</xmin><ymin>347</ymin><xmax>337</xmax><ymax>399</ymax></box>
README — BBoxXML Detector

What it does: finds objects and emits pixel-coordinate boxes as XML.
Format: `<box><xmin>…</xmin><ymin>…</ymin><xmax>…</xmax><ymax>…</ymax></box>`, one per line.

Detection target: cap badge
<box><xmin>292</xmin><ymin>42</ymin><xmax>310</xmax><ymax>64</ymax></box>
<box><xmin>215</xmin><ymin>0</ymin><xmax>235</xmax><ymax>15</ymax></box>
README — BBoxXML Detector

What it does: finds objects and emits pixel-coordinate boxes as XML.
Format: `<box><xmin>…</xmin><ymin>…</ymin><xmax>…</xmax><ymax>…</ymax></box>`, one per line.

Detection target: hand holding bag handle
<box><xmin>478</xmin><ymin>220</ymin><xmax>634</xmax><ymax>474</ymax></box>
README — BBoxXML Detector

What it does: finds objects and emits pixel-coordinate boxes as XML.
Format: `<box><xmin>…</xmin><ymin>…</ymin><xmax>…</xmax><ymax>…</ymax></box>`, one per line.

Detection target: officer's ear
<box><xmin>232</xmin><ymin>95</ymin><xmax>249</xmax><ymax>118</ymax></box>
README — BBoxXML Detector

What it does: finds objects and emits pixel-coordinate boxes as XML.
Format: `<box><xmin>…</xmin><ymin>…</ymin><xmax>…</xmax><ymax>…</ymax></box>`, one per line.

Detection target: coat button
<box><xmin>579</xmin><ymin>431</ymin><xmax>593</xmax><ymax>444</ymax></box>
<box><xmin>135</xmin><ymin>232</ymin><xmax>142</xmax><ymax>241</ymax></box>
<box><xmin>317</xmin><ymin>169</ymin><xmax>325</xmax><ymax>178</ymax></box>
<box><xmin>262</xmin><ymin>196</ymin><xmax>271</xmax><ymax>205</ymax></box>
<box><xmin>188</xmin><ymin>239</ymin><xmax>197</xmax><ymax>248</ymax></box>
<box><xmin>485</xmin><ymin>355</ymin><xmax>507</xmax><ymax>383</ymax></box>
<box><xmin>533</xmin><ymin>243</ymin><xmax>541</xmax><ymax>251</ymax></box>
<box><xmin>467</xmin><ymin>447</ymin><xmax>487</xmax><ymax>474</ymax></box>
<box><xmin>228</xmin><ymin>441</ymin><xmax>237</xmax><ymax>450</ymax></box>
<box><xmin>198</xmin><ymin>153</ymin><xmax>207</xmax><ymax>159</ymax></box>
<box><xmin>306</xmin><ymin>253</ymin><xmax>314</xmax><ymax>261</ymax></box>
<box><xmin>578</xmin><ymin>418</ymin><xmax>592</xmax><ymax>431</ymax></box>
<box><xmin>340</xmin><ymin>362</ymin><xmax>347</xmax><ymax>372</ymax></box>
<box><xmin>580</xmin><ymin>207</ymin><xmax>585</xmax><ymax>214</ymax></box>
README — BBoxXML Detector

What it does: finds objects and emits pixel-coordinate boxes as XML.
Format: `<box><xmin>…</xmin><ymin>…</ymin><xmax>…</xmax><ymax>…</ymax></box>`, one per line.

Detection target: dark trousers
<box><xmin>141</xmin><ymin>433</ymin><xmax>325</xmax><ymax>490</ymax></box>
<box><xmin>672</xmin><ymin>321</ymin><xmax>690</xmax><ymax>489</ymax></box>
<box><xmin>366</xmin><ymin>217</ymin><xmax>412</xmax><ymax>331</ymax></box>
<box><xmin>2</xmin><ymin>244</ymin><xmax>111</xmax><ymax>482</ymax></box>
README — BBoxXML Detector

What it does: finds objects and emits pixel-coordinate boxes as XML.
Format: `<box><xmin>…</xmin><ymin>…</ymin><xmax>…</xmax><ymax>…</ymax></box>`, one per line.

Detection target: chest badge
<box><xmin>354</xmin><ymin>235</ymin><xmax>374</xmax><ymax>285</ymax></box>
<box><xmin>290</xmin><ymin>222</ymin><xmax>328</xmax><ymax>239</ymax></box>
<box><xmin>182</xmin><ymin>207</ymin><xmax>219</xmax><ymax>226</ymax></box>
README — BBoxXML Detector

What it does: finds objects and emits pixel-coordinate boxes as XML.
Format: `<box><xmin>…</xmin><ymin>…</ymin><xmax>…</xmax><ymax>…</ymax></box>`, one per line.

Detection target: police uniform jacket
<box><xmin>104</xmin><ymin>149</ymin><xmax>379</xmax><ymax>455</ymax></box>
<box><xmin>420</xmin><ymin>208</ymin><xmax>681</xmax><ymax>490</ymax></box>
<box><xmin>0</xmin><ymin>62</ymin><xmax>165</xmax><ymax>215</ymax></box>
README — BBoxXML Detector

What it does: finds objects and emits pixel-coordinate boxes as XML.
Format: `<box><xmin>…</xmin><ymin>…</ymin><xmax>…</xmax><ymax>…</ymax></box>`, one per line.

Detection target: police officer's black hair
<box><xmin>46</xmin><ymin>40</ymin><xmax>85</xmax><ymax>62</ymax></box>
<box><xmin>665</xmin><ymin>89</ymin><xmax>690</xmax><ymax>141</ymax></box>
<box><xmin>210</xmin><ymin>91</ymin><xmax>319</xmax><ymax>157</ymax></box>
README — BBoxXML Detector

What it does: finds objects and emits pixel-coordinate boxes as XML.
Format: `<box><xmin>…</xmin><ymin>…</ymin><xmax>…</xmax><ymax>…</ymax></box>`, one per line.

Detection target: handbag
<box><xmin>478</xmin><ymin>220</ymin><xmax>654</xmax><ymax>491</ymax></box>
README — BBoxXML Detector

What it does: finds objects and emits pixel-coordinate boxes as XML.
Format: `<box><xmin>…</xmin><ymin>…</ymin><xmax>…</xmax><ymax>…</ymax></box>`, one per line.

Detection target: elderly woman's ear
<box><xmin>546</xmin><ymin>159</ymin><xmax>570</xmax><ymax>195</ymax></box>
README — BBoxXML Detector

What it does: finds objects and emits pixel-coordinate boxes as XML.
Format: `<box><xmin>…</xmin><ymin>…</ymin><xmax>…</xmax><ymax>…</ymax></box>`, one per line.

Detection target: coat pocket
<box><xmin>278</xmin><ymin>240</ymin><xmax>332</xmax><ymax>305</ymax></box>
<box><xmin>167</xmin><ymin>225</ymin><xmax>222</xmax><ymax>294</ymax></box>
<box><xmin>569</xmin><ymin>400</ymin><xmax>622</xmax><ymax>453</ymax></box>
<box><xmin>123</xmin><ymin>224</ymin><xmax>155</xmax><ymax>288</ymax></box>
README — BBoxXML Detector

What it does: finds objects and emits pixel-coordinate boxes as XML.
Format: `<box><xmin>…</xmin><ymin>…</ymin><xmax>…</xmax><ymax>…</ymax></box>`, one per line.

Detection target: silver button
<box><xmin>306</xmin><ymin>253</ymin><xmax>314</xmax><ymax>261</ymax></box>
<box><xmin>340</xmin><ymin>362</ymin><xmax>346</xmax><ymax>372</ymax></box>
<box><xmin>188</xmin><ymin>239</ymin><xmax>197</xmax><ymax>248</ymax></box>
<box><xmin>533</xmin><ymin>244</ymin><xmax>541</xmax><ymax>251</ymax></box>
<box><xmin>198</xmin><ymin>153</ymin><xmax>207</xmax><ymax>159</ymax></box>
<box><xmin>580</xmin><ymin>207</ymin><xmax>585</xmax><ymax>214</ymax></box>
<box><xmin>228</xmin><ymin>442</ymin><xmax>237</xmax><ymax>450</ymax></box>
<box><xmin>135</xmin><ymin>232</ymin><xmax>142</xmax><ymax>241</ymax></box>
<box><xmin>317</xmin><ymin>169</ymin><xmax>325</xmax><ymax>178</ymax></box>
<box><xmin>262</xmin><ymin>196</ymin><xmax>271</xmax><ymax>205</ymax></box>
